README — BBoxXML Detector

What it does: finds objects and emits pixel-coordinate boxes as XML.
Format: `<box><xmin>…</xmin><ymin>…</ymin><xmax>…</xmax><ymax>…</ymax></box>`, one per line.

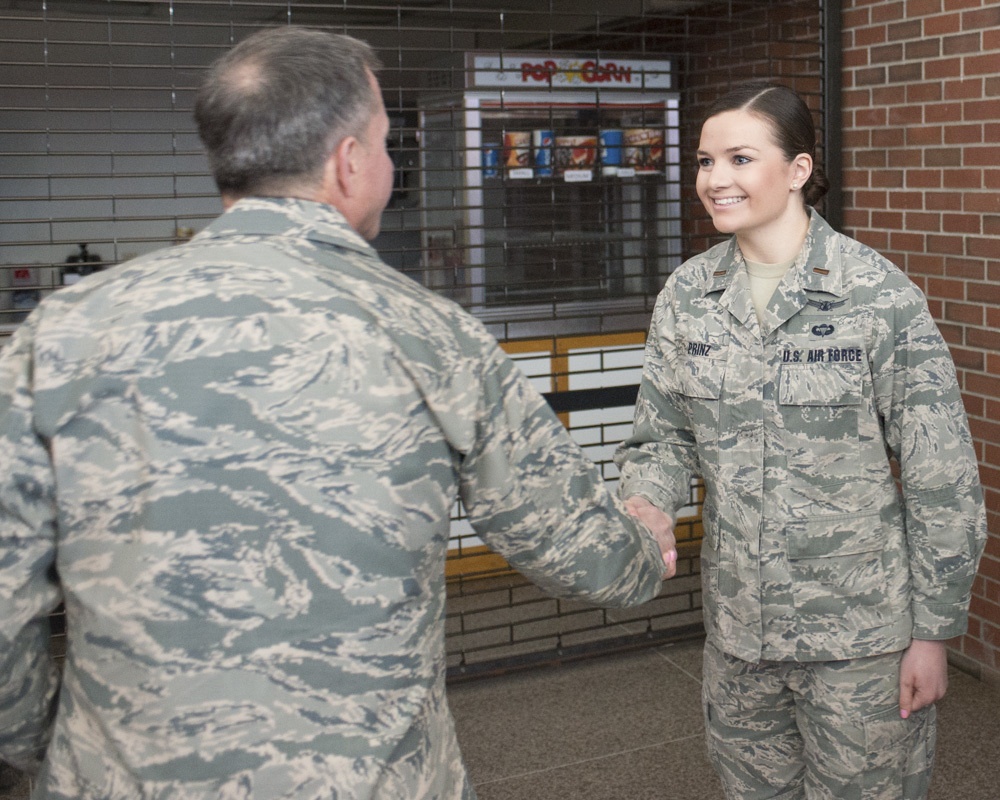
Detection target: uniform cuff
<box><xmin>910</xmin><ymin>602</ymin><xmax>969</xmax><ymax>641</ymax></box>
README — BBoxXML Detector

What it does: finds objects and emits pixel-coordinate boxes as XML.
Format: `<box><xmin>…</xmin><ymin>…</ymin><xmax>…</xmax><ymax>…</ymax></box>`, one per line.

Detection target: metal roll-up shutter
<box><xmin>0</xmin><ymin>0</ymin><xmax>835</xmax><ymax>678</ymax></box>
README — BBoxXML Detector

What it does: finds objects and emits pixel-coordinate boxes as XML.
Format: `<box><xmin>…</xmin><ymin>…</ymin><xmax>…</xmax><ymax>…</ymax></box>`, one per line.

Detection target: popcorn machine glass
<box><xmin>419</xmin><ymin>53</ymin><xmax>681</xmax><ymax>329</ymax></box>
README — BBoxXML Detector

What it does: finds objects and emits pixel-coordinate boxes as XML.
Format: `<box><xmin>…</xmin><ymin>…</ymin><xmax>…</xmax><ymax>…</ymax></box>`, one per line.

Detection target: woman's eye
<box><xmin>698</xmin><ymin>157</ymin><xmax>713</xmax><ymax>168</ymax></box>
<box><xmin>733</xmin><ymin>155</ymin><xmax>751</xmax><ymax>165</ymax></box>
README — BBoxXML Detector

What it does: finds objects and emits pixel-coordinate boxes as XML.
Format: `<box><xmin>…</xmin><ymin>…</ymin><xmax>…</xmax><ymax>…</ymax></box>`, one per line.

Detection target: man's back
<box><xmin>1</xmin><ymin>198</ymin><xmax>664</xmax><ymax>798</ymax></box>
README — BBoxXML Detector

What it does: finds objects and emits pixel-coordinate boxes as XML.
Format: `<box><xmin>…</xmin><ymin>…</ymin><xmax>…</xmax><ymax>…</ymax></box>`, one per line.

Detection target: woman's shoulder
<box><xmin>833</xmin><ymin>231</ymin><xmax>922</xmax><ymax>300</ymax></box>
<box><xmin>806</xmin><ymin>215</ymin><xmax>915</xmax><ymax>298</ymax></box>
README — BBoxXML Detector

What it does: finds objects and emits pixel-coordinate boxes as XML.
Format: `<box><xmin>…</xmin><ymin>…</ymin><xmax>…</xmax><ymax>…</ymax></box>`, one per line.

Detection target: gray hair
<box><xmin>194</xmin><ymin>27</ymin><xmax>383</xmax><ymax>197</ymax></box>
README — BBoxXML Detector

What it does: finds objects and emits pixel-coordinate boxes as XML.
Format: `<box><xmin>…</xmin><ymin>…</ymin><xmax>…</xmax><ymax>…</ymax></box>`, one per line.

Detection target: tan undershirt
<box><xmin>745</xmin><ymin>257</ymin><xmax>795</xmax><ymax>322</ymax></box>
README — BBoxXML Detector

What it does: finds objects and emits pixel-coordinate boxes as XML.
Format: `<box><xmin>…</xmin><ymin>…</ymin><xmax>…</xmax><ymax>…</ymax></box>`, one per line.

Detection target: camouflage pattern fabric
<box><xmin>702</xmin><ymin>639</ymin><xmax>936</xmax><ymax>800</ymax></box>
<box><xmin>0</xmin><ymin>197</ymin><xmax>666</xmax><ymax>798</ymax></box>
<box><xmin>616</xmin><ymin>210</ymin><xmax>986</xmax><ymax>664</ymax></box>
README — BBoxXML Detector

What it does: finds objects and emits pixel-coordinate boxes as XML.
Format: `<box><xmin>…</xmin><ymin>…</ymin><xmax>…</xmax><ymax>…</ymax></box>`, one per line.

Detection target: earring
<box><xmin>791</xmin><ymin>183</ymin><xmax>798</xmax><ymax>189</ymax></box>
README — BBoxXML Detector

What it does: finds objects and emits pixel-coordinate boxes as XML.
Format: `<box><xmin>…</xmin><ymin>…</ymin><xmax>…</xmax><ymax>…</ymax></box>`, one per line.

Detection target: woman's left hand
<box><xmin>898</xmin><ymin>638</ymin><xmax>948</xmax><ymax>719</ymax></box>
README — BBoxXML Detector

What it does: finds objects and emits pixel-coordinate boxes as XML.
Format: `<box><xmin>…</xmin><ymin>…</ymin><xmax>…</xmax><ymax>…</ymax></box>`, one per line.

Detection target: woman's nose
<box><xmin>707</xmin><ymin>163</ymin><xmax>731</xmax><ymax>188</ymax></box>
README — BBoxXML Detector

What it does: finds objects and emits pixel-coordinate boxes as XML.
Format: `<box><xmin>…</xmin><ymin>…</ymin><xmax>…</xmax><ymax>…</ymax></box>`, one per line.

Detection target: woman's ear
<box><xmin>791</xmin><ymin>152</ymin><xmax>813</xmax><ymax>190</ymax></box>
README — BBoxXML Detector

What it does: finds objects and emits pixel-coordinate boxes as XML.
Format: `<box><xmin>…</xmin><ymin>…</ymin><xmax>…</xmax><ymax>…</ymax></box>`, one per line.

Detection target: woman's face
<box><xmin>696</xmin><ymin>109</ymin><xmax>806</xmax><ymax>240</ymax></box>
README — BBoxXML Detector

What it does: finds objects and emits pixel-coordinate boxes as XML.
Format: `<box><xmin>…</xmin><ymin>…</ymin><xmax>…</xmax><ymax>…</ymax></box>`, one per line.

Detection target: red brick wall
<box><xmin>842</xmin><ymin>0</ymin><xmax>1000</xmax><ymax>681</ymax></box>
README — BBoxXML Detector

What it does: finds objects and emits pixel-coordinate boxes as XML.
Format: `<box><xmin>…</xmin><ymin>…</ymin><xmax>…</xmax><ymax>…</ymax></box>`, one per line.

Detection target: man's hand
<box><xmin>899</xmin><ymin>638</ymin><xmax>948</xmax><ymax>719</ymax></box>
<box><xmin>624</xmin><ymin>495</ymin><xmax>677</xmax><ymax>579</ymax></box>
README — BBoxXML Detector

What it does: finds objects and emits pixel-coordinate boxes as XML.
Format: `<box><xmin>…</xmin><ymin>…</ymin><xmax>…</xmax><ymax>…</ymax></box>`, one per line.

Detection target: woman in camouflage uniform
<box><xmin>616</xmin><ymin>82</ymin><xmax>986</xmax><ymax>799</ymax></box>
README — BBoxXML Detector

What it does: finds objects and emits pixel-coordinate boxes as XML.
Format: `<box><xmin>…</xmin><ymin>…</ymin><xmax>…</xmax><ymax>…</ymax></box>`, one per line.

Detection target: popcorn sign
<box><xmin>471</xmin><ymin>54</ymin><xmax>672</xmax><ymax>90</ymax></box>
<box><xmin>521</xmin><ymin>60</ymin><xmax>634</xmax><ymax>85</ymax></box>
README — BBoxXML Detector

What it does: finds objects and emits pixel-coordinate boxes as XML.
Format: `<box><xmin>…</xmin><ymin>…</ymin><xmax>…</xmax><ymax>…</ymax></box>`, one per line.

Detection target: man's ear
<box><xmin>315</xmin><ymin>136</ymin><xmax>358</xmax><ymax>218</ymax></box>
<box><xmin>317</xmin><ymin>135</ymin><xmax>356</xmax><ymax>203</ymax></box>
<box><xmin>330</xmin><ymin>135</ymin><xmax>359</xmax><ymax>198</ymax></box>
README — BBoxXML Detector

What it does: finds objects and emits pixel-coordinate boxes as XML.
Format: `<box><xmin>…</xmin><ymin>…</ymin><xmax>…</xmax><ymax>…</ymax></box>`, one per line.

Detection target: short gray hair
<box><xmin>195</xmin><ymin>27</ymin><xmax>382</xmax><ymax>197</ymax></box>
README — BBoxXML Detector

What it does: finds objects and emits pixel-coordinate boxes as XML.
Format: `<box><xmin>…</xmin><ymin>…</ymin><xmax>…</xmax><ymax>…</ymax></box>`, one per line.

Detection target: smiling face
<box><xmin>696</xmin><ymin>109</ymin><xmax>812</xmax><ymax>259</ymax></box>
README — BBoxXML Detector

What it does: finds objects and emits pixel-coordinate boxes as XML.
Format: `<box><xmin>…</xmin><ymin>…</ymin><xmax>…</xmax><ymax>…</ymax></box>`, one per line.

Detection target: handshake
<box><xmin>624</xmin><ymin>495</ymin><xmax>678</xmax><ymax>580</ymax></box>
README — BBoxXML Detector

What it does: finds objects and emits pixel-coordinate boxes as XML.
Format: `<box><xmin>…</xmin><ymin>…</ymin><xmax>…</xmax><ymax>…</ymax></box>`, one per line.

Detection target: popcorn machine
<box><xmin>419</xmin><ymin>52</ymin><xmax>681</xmax><ymax>326</ymax></box>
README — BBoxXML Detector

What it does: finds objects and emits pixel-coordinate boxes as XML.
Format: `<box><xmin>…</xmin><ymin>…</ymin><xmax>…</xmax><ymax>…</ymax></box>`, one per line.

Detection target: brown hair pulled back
<box><xmin>704</xmin><ymin>81</ymin><xmax>829</xmax><ymax>207</ymax></box>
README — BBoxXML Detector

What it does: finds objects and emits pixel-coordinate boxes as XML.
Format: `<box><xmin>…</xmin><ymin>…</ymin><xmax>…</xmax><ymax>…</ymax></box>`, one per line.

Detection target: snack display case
<box><xmin>419</xmin><ymin>52</ymin><xmax>681</xmax><ymax>328</ymax></box>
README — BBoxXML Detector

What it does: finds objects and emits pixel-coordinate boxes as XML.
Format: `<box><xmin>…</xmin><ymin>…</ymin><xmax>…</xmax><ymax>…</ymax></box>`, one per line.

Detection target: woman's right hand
<box><xmin>624</xmin><ymin>495</ymin><xmax>677</xmax><ymax>579</ymax></box>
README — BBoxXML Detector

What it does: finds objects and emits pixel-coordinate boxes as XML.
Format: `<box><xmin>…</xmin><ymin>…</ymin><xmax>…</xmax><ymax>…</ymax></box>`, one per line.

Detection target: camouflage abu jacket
<box><xmin>616</xmin><ymin>211</ymin><xmax>986</xmax><ymax>663</ymax></box>
<box><xmin>0</xmin><ymin>198</ymin><xmax>665</xmax><ymax>798</ymax></box>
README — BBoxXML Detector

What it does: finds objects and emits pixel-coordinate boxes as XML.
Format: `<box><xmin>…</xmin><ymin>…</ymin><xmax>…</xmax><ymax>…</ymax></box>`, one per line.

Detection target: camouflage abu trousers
<box><xmin>702</xmin><ymin>640</ymin><xmax>936</xmax><ymax>800</ymax></box>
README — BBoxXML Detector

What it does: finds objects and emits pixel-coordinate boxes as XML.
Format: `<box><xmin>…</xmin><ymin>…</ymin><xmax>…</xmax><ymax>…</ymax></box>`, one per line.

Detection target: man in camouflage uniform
<box><xmin>616</xmin><ymin>206</ymin><xmax>987</xmax><ymax>798</ymax></box>
<box><xmin>0</xmin><ymin>27</ymin><xmax>676</xmax><ymax>799</ymax></box>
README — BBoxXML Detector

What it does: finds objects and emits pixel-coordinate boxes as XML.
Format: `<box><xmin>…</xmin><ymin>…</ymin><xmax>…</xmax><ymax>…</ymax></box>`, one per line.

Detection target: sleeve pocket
<box><xmin>908</xmin><ymin>485</ymin><xmax>978</xmax><ymax>580</ymax></box>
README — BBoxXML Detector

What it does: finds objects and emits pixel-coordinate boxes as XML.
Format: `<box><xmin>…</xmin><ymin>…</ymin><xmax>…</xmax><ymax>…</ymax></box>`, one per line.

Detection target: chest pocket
<box><xmin>677</xmin><ymin>331</ymin><xmax>728</xmax><ymax>399</ymax></box>
<box><xmin>779</xmin><ymin>358</ymin><xmax>863</xmax><ymax>489</ymax></box>
<box><xmin>681</xmin><ymin>354</ymin><xmax>726</xmax><ymax>399</ymax></box>
<box><xmin>676</xmin><ymin>348</ymin><xmax>727</xmax><ymax>458</ymax></box>
<box><xmin>779</xmin><ymin>359</ymin><xmax>861</xmax><ymax>406</ymax></box>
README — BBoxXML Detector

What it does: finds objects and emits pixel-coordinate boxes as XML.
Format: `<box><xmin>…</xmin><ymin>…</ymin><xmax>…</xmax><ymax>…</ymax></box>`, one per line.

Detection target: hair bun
<box><xmin>805</xmin><ymin>163</ymin><xmax>830</xmax><ymax>206</ymax></box>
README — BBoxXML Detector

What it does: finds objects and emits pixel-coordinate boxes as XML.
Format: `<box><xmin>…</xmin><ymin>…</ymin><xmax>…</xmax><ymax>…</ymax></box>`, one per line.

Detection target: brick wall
<box><xmin>842</xmin><ymin>0</ymin><xmax>1000</xmax><ymax>682</ymax></box>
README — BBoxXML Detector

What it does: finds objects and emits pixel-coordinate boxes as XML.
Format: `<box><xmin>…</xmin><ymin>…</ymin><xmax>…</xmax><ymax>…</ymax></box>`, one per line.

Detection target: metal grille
<box><xmin>0</xmin><ymin>0</ymin><xmax>834</xmax><ymax>678</ymax></box>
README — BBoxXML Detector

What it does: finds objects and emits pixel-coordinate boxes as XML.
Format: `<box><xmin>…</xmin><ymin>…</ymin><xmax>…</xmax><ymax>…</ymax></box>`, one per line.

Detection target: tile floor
<box><xmin>449</xmin><ymin>637</ymin><xmax>1000</xmax><ymax>800</ymax></box>
<box><xmin>2</xmin><ymin>637</ymin><xmax>998</xmax><ymax>799</ymax></box>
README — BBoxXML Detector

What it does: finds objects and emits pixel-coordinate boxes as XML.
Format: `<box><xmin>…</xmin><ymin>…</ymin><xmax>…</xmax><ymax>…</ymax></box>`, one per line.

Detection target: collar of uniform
<box><xmin>699</xmin><ymin>209</ymin><xmax>844</xmax><ymax>298</ymax></box>
<box><xmin>796</xmin><ymin>210</ymin><xmax>845</xmax><ymax>296</ymax></box>
<box><xmin>205</xmin><ymin>196</ymin><xmax>376</xmax><ymax>258</ymax></box>
<box><xmin>701</xmin><ymin>236</ymin><xmax>742</xmax><ymax>296</ymax></box>
<box><xmin>756</xmin><ymin>211</ymin><xmax>847</xmax><ymax>335</ymax></box>
<box><xmin>715</xmin><ymin>250</ymin><xmax>757</xmax><ymax>327</ymax></box>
